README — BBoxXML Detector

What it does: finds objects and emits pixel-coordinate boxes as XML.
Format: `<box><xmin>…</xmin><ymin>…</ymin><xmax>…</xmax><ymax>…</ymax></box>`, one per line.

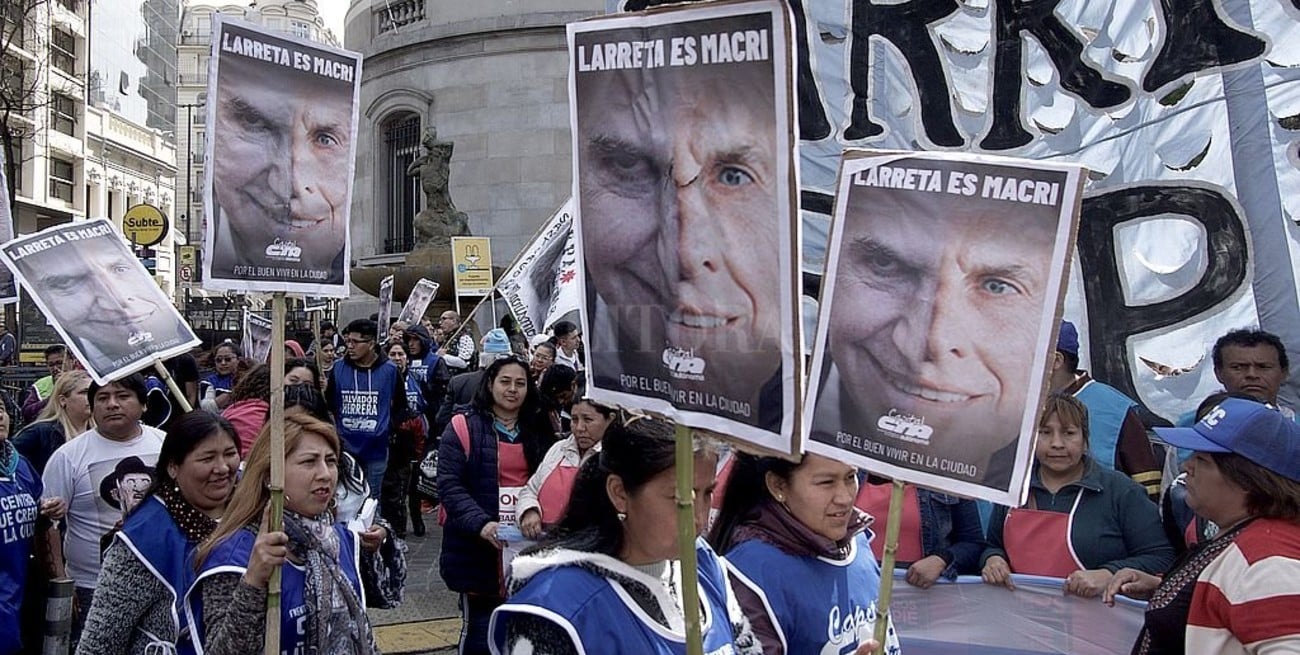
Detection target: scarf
<box><xmin>156</xmin><ymin>482</ymin><xmax>219</xmax><ymax>542</ymax></box>
<box><xmin>0</xmin><ymin>438</ymin><xmax>17</xmax><ymax>478</ymax></box>
<box><xmin>282</xmin><ymin>511</ymin><xmax>376</xmax><ymax>655</ymax></box>
<box><xmin>730</xmin><ymin>498</ymin><xmax>869</xmax><ymax>560</ymax></box>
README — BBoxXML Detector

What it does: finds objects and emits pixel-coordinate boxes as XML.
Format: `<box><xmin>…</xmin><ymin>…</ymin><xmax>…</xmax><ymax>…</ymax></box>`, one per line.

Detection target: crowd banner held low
<box><xmin>570</xmin><ymin>0</ymin><xmax>803</xmax><ymax>457</ymax></box>
<box><xmin>0</xmin><ymin>218</ymin><xmax>201</xmax><ymax>384</ymax></box>
<box><xmin>201</xmin><ymin>15</ymin><xmax>361</xmax><ymax>297</ymax></box>
<box><xmin>805</xmin><ymin>151</ymin><xmax>1084</xmax><ymax>506</ymax></box>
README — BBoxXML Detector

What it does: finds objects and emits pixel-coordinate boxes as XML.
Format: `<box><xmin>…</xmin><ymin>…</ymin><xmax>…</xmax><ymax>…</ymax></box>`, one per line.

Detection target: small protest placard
<box><xmin>396</xmin><ymin>278</ymin><xmax>439</xmax><ymax>327</ymax></box>
<box><xmin>0</xmin><ymin>218</ymin><xmax>201</xmax><ymax>383</ymax></box>
<box><xmin>242</xmin><ymin>309</ymin><xmax>273</xmax><ymax>364</ymax></box>
<box><xmin>804</xmin><ymin>151</ymin><xmax>1083</xmax><ymax>505</ymax></box>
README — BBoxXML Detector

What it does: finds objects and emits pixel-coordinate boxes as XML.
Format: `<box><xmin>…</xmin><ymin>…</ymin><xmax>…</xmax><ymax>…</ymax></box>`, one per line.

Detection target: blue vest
<box><xmin>402</xmin><ymin>372</ymin><xmax>426</xmax><ymax>416</ymax></box>
<box><xmin>116</xmin><ymin>497</ymin><xmax>199</xmax><ymax>655</ymax></box>
<box><xmin>492</xmin><ymin>539</ymin><xmax>736</xmax><ymax>655</ymax></box>
<box><xmin>1074</xmin><ymin>380</ymin><xmax>1135</xmax><ymax>470</ymax></box>
<box><xmin>188</xmin><ymin>524</ymin><xmax>363</xmax><ymax>655</ymax></box>
<box><xmin>0</xmin><ymin>457</ymin><xmax>41</xmax><ymax>655</ymax></box>
<box><xmin>724</xmin><ymin>533</ymin><xmax>899</xmax><ymax>655</ymax></box>
<box><xmin>199</xmin><ymin>373</ymin><xmax>235</xmax><ymax>398</ymax></box>
<box><xmin>408</xmin><ymin>351</ymin><xmax>441</xmax><ymax>385</ymax></box>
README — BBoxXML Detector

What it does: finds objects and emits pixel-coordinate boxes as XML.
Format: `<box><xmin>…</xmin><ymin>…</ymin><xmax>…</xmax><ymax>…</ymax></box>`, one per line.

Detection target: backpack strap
<box><xmin>451</xmin><ymin>413</ymin><xmax>471</xmax><ymax>455</ymax></box>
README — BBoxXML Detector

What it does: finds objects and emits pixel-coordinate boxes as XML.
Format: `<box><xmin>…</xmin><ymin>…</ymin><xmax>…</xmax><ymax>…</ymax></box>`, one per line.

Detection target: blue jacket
<box><xmin>0</xmin><ymin>454</ymin><xmax>41</xmax><ymax>655</ymax></box>
<box><xmin>916</xmin><ymin>488</ymin><xmax>986</xmax><ymax>578</ymax></box>
<box><xmin>436</xmin><ymin>408</ymin><xmax>550</xmax><ymax>595</ymax></box>
<box><xmin>327</xmin><ymin>356</ymin><xmax>408</xmax><ymax>462</ymax></box>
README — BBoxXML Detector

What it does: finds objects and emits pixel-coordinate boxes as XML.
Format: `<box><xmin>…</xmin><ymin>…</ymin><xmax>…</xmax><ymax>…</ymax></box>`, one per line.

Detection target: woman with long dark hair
<box><xmin>491</xmin><ymin>416</ymin><xmax>759</xmax><ymax>655</ymax></box>
<box><xmin>709</xmin><ymin>452</ymin><xmax>898</xmax><ymax>654</ymax></box>
<box><xmin>190</xmin><ymin>413</ymin><xmax>399</xmax><ymax>655</ymax></box>
<box><xmin>437</xmin><ymin>356</ymin><xmax>555</xmax><ymax>654</ymax></box>
<box><xmin>76</xmin><ymin>411</ymin><xmax>240</xmax><ymax>655</ymax></box>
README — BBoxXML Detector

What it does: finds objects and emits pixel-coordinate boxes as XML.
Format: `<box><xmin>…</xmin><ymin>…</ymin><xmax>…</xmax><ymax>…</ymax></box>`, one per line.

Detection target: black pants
<box><xmin>459</xmin><ymin>593</ymin><xmax>503</xmax><ymax>655</ymax></box>
<box><xmin>380</xmin><ymin>448</ymin><xmax>412</xmax><ymax>535</ymax></box>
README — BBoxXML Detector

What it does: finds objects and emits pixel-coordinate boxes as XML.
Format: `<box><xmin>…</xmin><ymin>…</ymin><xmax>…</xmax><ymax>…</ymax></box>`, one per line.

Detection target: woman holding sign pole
<box><xmin>709</xmin><ymin>452</ymin><xmax>901</xmax><ymax>654</ymax></box>
<box><xmin>981</xmin><ymin>394</ymin><xmax>1172</xmax><ymax>597</ymax></box>
<box><xmin>437</xmin><ymin>356</ymin><xmax>553</xmax><ymax>655</ymax></box>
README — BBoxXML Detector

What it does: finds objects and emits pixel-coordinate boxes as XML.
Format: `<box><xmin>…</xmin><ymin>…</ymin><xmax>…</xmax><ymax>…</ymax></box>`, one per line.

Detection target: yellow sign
<box><xmin>451</xmin><ymin>237</ymin><xmax>494</xmax><ymax>296</ymax></box>
<box><xmin>122</xmin><ymin>204</ymin><xmax>169</xmax><ymax>247</ymax></box>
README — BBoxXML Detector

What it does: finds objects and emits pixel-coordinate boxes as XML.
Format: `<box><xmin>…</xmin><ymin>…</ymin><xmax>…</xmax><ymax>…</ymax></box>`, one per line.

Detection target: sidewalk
<box><xmin>368</xmin><ymin>522</ymin><xmax>462</xmax><ymax>654</ymax></box>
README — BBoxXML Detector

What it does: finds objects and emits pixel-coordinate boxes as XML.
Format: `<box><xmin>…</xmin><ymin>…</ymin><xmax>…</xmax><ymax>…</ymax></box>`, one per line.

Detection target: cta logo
<box><xmin>662</xmin><ymin>346</ymin><xmax>705</xmax><ymax>381</ymax></box>
<box><xmin>341</xmin><ymin>417</ymin><xmax>378</xmax><ymax>432</ymax></box>
<box><xmin>877</xmin><ymin>410</ymin><xmax>933</xmax><ymax>445</ymax></box>
<box><xmin>265</xmin><ymin>239</ymin><xmax>303</xmax><ymax>262</ymax></box>
<box><xmin>127</xmin><ymin>331</ymin><xmax>154</xmax><ymax>347</ymax></box>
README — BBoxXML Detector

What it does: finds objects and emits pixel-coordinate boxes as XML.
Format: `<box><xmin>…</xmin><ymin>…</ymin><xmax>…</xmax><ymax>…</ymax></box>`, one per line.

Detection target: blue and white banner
<box><xmin>611</xmin><ymin>0</ymin><xmax>1300</xmax><ymax>422</ymax></box>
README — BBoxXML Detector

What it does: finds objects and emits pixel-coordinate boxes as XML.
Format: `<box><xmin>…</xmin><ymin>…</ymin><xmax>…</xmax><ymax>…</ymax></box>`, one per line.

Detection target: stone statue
<box><xmin>407</xmin><ymin>127</ymin><xmax>470</xmax><ymax>248</ymax></box>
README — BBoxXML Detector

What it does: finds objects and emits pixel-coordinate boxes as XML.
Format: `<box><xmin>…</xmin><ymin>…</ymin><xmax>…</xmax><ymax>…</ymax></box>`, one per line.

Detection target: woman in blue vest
<box><xmin>385</xmin><ymin>340</ymin><xmax>428</xmax><ymax>538</ymax></box>
<box><xmin>75</xmin><ymin>411</ymin><xmax>240</xmax><ymax>655</ymax></box>
<box><xmin>709</xmin><ymin>452</ymin><xmax>900</xmax><ymax>655</ymax></box>
<box><xmin>199</xmin><ymin>342</ymin><xmax>241</xmax><ymax>411</ymax></box>
<box><xmin>492</xmin><ymin>415</ymin><xmax>759</xmax><ymax>655</ymax></box>
<box><xmin>2</xmin><ymin>403</ymin><xmax>63</xmax><ymax>655</ymax></box>
<box><xmin>190</xmin><ymin>413</ymin><xmax>398</xmax><ymax>655</ymax></box>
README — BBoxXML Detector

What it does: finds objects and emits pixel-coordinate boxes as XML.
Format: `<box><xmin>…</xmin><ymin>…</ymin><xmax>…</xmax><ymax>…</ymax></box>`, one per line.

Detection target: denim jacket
<box><xmin>916</xmin><ymin>488</ymin><xmax>986</xmax><ymax>580</ymax></box>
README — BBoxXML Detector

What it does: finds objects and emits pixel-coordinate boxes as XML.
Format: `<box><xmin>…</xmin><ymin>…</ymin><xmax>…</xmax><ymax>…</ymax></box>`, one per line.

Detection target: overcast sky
<box><xmin>319</xmin><ymin>1</ymin><xmax>347</xmax><ymax>40</ymax></box>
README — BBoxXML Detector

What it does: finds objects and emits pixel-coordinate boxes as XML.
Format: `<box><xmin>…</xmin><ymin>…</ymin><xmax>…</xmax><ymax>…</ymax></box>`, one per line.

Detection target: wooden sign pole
<box><xmin>264</xmin><ymin>292</ymin><xmax>287</xmax><ymax>655</ymax></box>
<box><xmin>152</xmin><ymin>358</ymin><xmax>193</xmax><ymax>413</ymax></box>
<box><xmin>872</xmin><ymin>480</ymin><xmax>905</xmax><ymax>654</ymax></box>
<box><xmin>674</xmin><ymin>423</ymin><xmax>704</xmax><ymax>655</ymax></box>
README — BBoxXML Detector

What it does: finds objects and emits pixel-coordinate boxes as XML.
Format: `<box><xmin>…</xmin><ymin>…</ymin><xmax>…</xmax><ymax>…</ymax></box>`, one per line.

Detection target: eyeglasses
<box><xmin>214</xmin><ymin>356</ymin><xmax>236</xmax><ymax>363</ymax></box>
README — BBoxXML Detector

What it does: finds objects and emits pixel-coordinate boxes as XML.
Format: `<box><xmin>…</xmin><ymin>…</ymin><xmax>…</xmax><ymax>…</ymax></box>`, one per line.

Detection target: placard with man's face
<box><xmin>569</xmin><ymin>1</ymin><xmax>802</xmax><ymax>455</ymax></box>
<box><xmin>805</xmin><ymin>151</ymin><xmax>1083</xmax><ymax>505</ymax></box>
<box><xmin>202</xmin><ymin>16</ymin><xmax>361</xmax><ymax>295</ymax></box>
<box><xmin>0</xmin><ymin>219</ymin><xmax>201</xmax><ymax>383</ymax></box>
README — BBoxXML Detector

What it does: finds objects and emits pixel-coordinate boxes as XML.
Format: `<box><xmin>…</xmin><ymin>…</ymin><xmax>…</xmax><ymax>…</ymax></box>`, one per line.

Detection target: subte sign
<box><xmin>122</xmin><ymin>204</ymin><xmax>169</xmax><ymax>247</ymax></box>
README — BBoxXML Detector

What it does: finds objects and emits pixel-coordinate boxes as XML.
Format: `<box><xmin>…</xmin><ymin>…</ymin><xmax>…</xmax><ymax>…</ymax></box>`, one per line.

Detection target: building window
<box><xmin>49</xmin><ymin>158</ymin><xmax>75</xmax><ymax>202</ymax></box>
<box><xmin>56</xmin><ymin>0</ymin><xmax>78</xmax><ymax>12</ymax></box>
<box><xmin>50</xmin><ymin>27</ymin><xmax>76</xmax><ymax>76</ymax></box>
<box><xmin>50</xmin><ymin>93</ymin><xmax>76</xmax><ymax>135</ymax></box>
<box><xmin>1</xmin><ymin>5</ymin><xmax>25</xmax><ymax>51</ymax></box>
<box><xmin>290</xmin><ymin>20</ymin><xmax>311</xmax><ymax>39</ymax></box>
<box><xmin>382</xmin><ymin>113</ymin><xmax>421</xmax><ymax>254</ymax></box>
<box><xmin>2</xmin><ymin>55</ymin><xmax>25</xmax><ymax>99</ymax></box>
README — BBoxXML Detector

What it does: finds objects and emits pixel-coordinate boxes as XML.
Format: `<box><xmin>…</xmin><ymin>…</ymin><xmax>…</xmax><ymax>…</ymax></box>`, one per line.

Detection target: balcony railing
<box><xmin>376</xmin><ymin>0</ymin><xmax>424</xmax><ymax>35</ymax></box>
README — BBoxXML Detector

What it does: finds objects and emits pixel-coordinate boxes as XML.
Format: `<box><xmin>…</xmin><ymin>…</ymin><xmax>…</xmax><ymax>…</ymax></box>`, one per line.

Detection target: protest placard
<box><xmin>451</xmin><ymin>237</ymin><xmax>494</xmax><ymax>297</ymax></box>
<box><xmin>0</xmin><ymin>218</ymin><xmax>201</xmax><ymax>383</ymax></box>
<box><xmin>242</xmin><ymin>309</ymin><xmax>273</xmax><ymax>364</ymax></box>
<box><xmin>201</xmin><ymin>16</ymin><xmax>361</xmax><ymax>295</ymax></box>
<box><xmin>499</xmin><ymin>200</ymin><xmax>580</xmax><ymax>340</ymax></box>
<box><xmin>396</xmin><ymin>278</ymin><xmax>439</xmax><ymax>327</ymax></box>
<box><xmin>805</xmin><ymin>151</ymin><xmax>1083</xmax><ymax>504</ymax></box>
<box><xmin>570</xmin><ymin>0</ymin><xmax>801</xmax><ymax>454</ymax></box>
<box><xmin>0</xmin><ymin>154</ymin><xmax>17</xmax><ymax>305</ymax></box>
<box><xmin>377</xmin><ymin>274</ymin><xmax>394</xmax><ymax>335</ymax></box>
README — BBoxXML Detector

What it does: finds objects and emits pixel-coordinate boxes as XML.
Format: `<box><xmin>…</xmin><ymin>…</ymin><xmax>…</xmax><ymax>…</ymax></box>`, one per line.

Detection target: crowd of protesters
<box><xmin>1</xmin><ymin>314</ymin><xmax>1298</xmax><ymax>655</ymax></box>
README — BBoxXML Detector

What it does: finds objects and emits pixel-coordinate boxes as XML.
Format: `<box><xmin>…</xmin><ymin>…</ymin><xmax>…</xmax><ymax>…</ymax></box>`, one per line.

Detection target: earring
<box><xmin>775</xmin><ymin>494</ymin><xmax>785</xmax><ymax>503</ymax></box>
<box><xmin>617</xmin><ymin>511</ymin><xmax>627</xmax><ymax>522</ymax></box>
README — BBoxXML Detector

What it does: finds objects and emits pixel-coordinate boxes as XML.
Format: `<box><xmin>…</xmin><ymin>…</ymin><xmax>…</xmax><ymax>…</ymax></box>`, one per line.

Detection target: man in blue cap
<box><xmin>1049</xmin><ymin>320</ymin><xmax>1162</xmax><ymax>500</ymax></box>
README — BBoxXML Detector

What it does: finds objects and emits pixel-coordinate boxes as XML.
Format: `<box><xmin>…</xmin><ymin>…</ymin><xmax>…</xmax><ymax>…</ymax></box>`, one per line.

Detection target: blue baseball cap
<box><xmin>1057</xmin><ymin>321</ymin><xmax>1080</xmax><ymax>357</ymax></box>
<box><xmin>1154</xmin><ymin>398</ymin><xmax>1300</xmax><ymax>481</ymax></box>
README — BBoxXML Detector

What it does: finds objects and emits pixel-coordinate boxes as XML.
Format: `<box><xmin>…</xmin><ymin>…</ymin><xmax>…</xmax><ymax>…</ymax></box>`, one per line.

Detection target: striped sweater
<box><xmin>1187</xmin><ymin>518</ymin><xmax>1300</xmax><ymax>654</ymax></box>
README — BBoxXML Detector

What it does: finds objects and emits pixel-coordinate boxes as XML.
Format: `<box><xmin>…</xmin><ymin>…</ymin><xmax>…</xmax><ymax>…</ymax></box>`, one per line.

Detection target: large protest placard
<box><xmin>570</xmin><ymin>0</ymin><xmax>801</xmax><ymax>454</ymax></box>
<box><xmin>0</xmin><ymin>219</ymin><xmax>201</xmax><ymax>384</ymax></box>
<box><xmin>396</xmin><ymin>278</ymin><xmax>439</xmax><ymax>327</ymax></box>
<box><xmin>202</xmin><ymin>16</ymin><xmax>361</xmax><ymax>295</ymax></box>
<box><xmin>806</xmin><ymin>151</ymin><xmax>1082</xmax><ymax>504</ymax></box>
<box><xmin>0</xmin><ymin>154</ymin><xmax>17</xmax><ymax>305</ymax></box>
<box><xmin>242</xmin><ymin>309</ymin><xmax>273</xmax><ymax>363</ymax></box>
<box><xmin>610</xmin><ymin>0</ymin><xmax>1300</xmax><ymax>423</ymax></box>
<box><xmin>499</xmin><ymin>200</ymin><xmax>580</xmax><ymax>339</ymax></box>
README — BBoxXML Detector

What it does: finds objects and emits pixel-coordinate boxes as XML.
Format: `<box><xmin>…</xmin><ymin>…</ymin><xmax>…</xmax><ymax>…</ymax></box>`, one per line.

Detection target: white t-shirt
<box><xmin>41</xmin><ymin>424</ymin><xmax>166</xmax><ymax>589</ymax></box>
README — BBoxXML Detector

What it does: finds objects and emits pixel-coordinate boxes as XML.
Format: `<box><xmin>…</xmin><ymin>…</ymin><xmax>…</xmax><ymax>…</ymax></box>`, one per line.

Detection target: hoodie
<box><xmin>405</xmin><ymin>325</ymin><xmax>452</xmax><ymax>422</ymax></box>
<box><xmin>327</xmin><ymin>353</ymin><xmax>408</xmax><ymax>462</ymax></box>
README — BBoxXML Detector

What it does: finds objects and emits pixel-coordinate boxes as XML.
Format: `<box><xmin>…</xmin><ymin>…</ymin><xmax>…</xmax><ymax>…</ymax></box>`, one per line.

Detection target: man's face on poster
<box><xmin>114</xmin><ymin>472</ymin><xmax>152</xmax><ymax>513</ymax></box>
<box><xmin>828</xmin><ymin>191</ymin><xmax>1055</xmax><ymax>457</ymax></box>
<box><xmin>212</xmin><ymin>55</ymin><xmax>350</xmax><ymax>268</ymax></box>
<box><xmin>33</xmin><ymin>245</ymin><xmax>173</xmax><ymax>352</ymax></box>
<box><xmin>578</xmin><ymin>64</ymin><xmax>782</xmax><ymax>392</ymax></box>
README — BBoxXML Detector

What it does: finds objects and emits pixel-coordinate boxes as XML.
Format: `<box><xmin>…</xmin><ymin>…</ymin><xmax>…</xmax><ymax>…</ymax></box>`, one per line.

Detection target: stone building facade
<box><xmin>343</xmin><ymin>0</ymin><xmax>602</xmax><ymax>276</ymax></box>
